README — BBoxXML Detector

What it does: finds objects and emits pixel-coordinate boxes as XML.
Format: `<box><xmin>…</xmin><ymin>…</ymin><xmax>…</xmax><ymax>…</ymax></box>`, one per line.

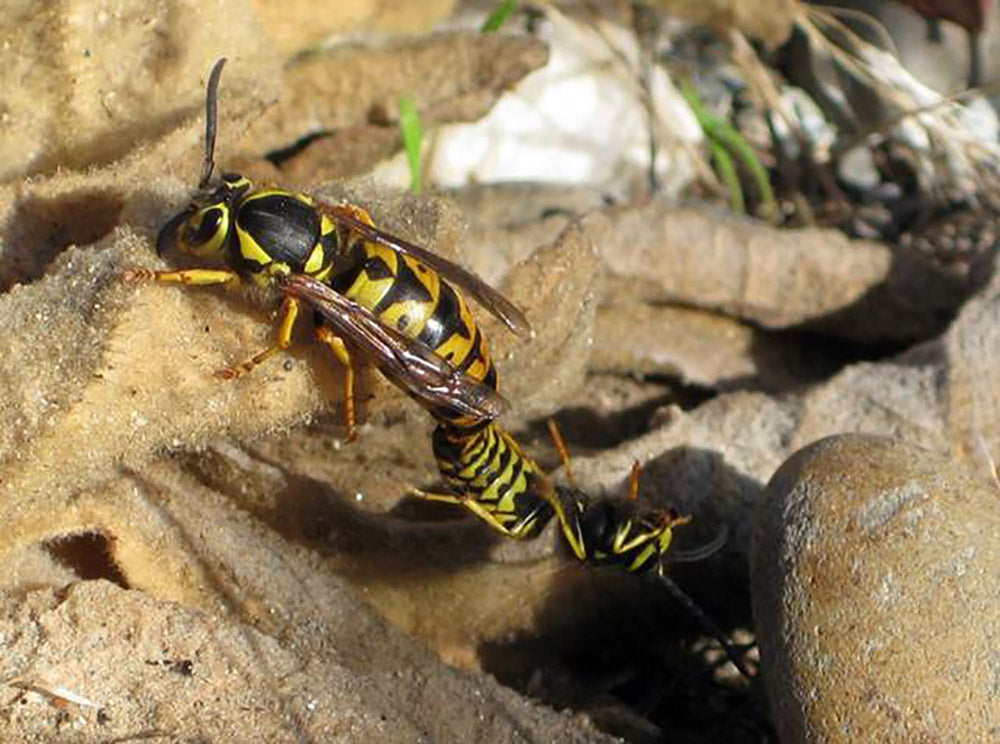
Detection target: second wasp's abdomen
<box><xmin>433</xmin><ymin>423</ymin><xmax>552</xmax><ymax>538</ymax></box>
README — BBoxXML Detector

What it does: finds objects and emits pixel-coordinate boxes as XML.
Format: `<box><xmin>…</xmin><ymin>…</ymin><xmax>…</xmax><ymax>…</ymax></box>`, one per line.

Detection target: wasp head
<box><xmin>156</xmin><ymin>173</ymin><xmax>251</xmax><ymax>260</ymax></box>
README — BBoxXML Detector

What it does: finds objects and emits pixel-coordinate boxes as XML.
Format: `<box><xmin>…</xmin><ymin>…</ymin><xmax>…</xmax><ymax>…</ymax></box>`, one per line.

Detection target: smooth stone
<box><xmin>752</xmin><ymin>434</ymin><xmax>1000</xmax><ymax>743</ymax></box>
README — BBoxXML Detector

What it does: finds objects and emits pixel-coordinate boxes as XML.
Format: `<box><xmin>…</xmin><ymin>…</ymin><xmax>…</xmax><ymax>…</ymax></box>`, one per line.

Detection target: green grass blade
<box><xmin>713</xmin><ymin>124</ymin><xmax>777</xmax><ymax>222</ymax></box>
<box><xmin>481</xmin><ymin>0</ymin><xmax>518</xmax><ymax>32</ymax></box>
<box><xmin>710</xmin><ymin>140</ymin><xmax>745</xmax><ymax>214</ymax></box>
<box><xmin>680</xmin><ymin>78</ymin><xmax>778</xmax><ymax>222</ymax></box>
<box><xmin>398</xmin><ymin>97</ymin><xmax>424</xmax><ymax>195</ymax></box>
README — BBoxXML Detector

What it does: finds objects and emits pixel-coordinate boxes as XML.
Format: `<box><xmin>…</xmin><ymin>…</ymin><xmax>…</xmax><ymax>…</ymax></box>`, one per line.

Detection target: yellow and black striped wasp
<box><xmin>279</xmin><ymin>273</ymin><xmax>551</xmax><ymax>540</ymax></box>
<box><xmin>125</xmin><ymin>58</ymin><xmax>529</xmax><ymax>438</ymax></box>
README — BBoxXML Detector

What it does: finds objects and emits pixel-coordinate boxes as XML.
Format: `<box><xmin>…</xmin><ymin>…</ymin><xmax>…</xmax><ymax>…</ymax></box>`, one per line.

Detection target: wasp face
<box><xmin>156</xmin><ymin>173</ymin><xmax>251</xmax><ymax>259</ymax></box>
<box><xmin>176</xmin><ymin>203</ymin><xmax>231</xmax><ymax>259</ymax></box>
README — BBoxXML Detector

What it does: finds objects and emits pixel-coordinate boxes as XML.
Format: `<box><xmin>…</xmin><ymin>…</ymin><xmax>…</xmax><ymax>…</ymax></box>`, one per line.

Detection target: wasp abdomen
<box><xmin>432</xmin><ymin>423</ymin><xmax>553</xmax><ymax>537</ymax></box>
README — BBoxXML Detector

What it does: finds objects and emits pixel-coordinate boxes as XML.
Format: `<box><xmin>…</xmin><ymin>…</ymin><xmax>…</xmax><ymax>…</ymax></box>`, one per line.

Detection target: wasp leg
<box><xmin>122</xmin><ymin>268</ymin><xmax>240</xmax><ymax>285</ymax></box>
<box><xmin>315</xmin><ymin>325</ymin><xmax>358</xmax><ymax>442</ymax></box>
<box><xmin>410</xmin><ymin>488</ymin><xmax>523</xmax><ymax>539</ymax></box>
<box><xmin>628</xmin><ymin>461</ymin><xmax>641</xmax><ymax>500</ymax></box>
<box><xmin>546</xmin><ymin>418</ymin><xmax>576</xmax><ymax>487</ymax></box>
<box><xmin>410</xmin><ymin>488</ymin><xmax>465</xmax><ymax>505</ymax></box>
<box><xmin>215</xmin><ymin>296</ymin><xmax>300</xmax><ymax>380</ymax></box>
<box><xmin>322</xmin><ymin>202</ymin><xmax>376</xmax><ymax>226</ymax></box>
<box><xmin>460</xmin><ymin>498</ymin><xmax>524</xmax><ymax>539</ymax></box>
<box><xmin>543</xmin><ymin>418</ymin><xmax>592</xmax><ymax>556</ymax></box>
<box><xmin>614</xmin><ymin>530</ymin><xmax>663</xmax><ymax>555</ymax></box>
<box><xmin>545</xmin><ymin>486</ymin><xmax>588</xmax><ymax>561</ymax></box>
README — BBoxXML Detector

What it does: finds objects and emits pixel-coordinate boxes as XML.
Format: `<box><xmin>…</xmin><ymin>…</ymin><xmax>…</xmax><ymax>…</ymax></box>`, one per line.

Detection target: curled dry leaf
<box><xmin>492</xmin><ymin>220</ymin><xmax>602</xmax><ymax>418</ymax></box>
<box><xmin>586</xmin><ymin>201</ymin><xmax>978</xmax><ymax>343</ymax></box>
<box><xmin>943</xmin><ymin>274</ymin><xmax>1000</xmax><ymax>476</ymax></box>
<box><xmin>0</xmin><ymin>231</ymin><xmax>330</xmax><ymax>554</ymax></box>
<box><xmin>592</xmin><ymin>288</ymin><xmax>844</xmax><ymax>391</ymax></box>
<box><xmin>0</xmin><ymin>461</ymin><xmax>612</xmax><ymax>743</ymax></box>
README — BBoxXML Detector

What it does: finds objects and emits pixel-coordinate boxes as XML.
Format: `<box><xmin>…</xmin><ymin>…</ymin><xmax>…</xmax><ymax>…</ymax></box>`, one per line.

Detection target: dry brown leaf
<box><xmin>0</xmin><ymin>460</ymin><xmax>612</xmax><ymax>743</ymax></box>
<box><xmin>586</xmin><ymin>202</ymin><xmax>976</xmax><ymax>343</ymax></box>
<box><xmin>944</xmin><ymin>276</ymin><xmax>1000</xmax><ymax>476</ymax></box>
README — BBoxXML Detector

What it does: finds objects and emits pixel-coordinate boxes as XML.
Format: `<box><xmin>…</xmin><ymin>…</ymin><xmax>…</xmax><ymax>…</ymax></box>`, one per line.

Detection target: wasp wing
<box><xmin>280</xmin><ymin>274</ymin><xmax>510</xmax><ymax>421</ymax></box>
<box><xmin>320</xmin><ymin>204</ymin><xmax>531</xmax><ymax>337</ymax></box>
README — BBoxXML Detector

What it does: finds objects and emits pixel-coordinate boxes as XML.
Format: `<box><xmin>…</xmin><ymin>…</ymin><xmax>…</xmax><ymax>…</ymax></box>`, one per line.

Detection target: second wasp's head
<box><xmin>634</xmin><ymin>508</ymin><xmax>691</xmax><ymax>573</ymax></box>
<box><xmin>156</xmin><ymin>173</ymin><xmax>251</xmax><ymax>260</ymax></box>
<box><xmin>593</xmin><ymin>503</ymin><xmax>688</xmax><ymax>574</ymax></box>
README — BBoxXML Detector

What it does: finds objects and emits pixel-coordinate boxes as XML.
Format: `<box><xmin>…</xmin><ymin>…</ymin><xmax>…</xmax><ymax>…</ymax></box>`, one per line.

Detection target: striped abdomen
<box><xmin>432</xmin><ymin>423</ymin><xmax>554</xmax><ymax>539</ymax></box>
<box><xmin>329</xmin><ymin>235</ymin><xmax>498</xmax><ymax>425</ymax></box>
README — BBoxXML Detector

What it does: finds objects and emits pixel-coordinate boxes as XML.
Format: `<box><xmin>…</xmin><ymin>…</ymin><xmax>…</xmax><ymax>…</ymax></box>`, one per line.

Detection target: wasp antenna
<box><xmin>198</xmin><ymin>57</ymin><xmax>227</xmax><ymax>189</ymax></box>
<box><xmin>627</xmin><ymin>461</ymin><xmax>642</xmax><ymax>500</ymax></box>
<box><xmin>654</xmin><ymin>570</ymin><xmax>752</xmax><ymax>679</ymax></box>
<box><xmin>670</xmin><ymin>525</ymin><xmax>728</xmax><ymax>563</ymax></box>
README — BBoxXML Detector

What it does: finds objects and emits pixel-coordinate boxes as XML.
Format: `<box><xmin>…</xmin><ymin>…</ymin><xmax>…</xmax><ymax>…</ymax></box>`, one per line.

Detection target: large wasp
<box><xmin>126</xmin><ymin>58</ymin><xmax>529</xmax><ymax>438</ymax></box>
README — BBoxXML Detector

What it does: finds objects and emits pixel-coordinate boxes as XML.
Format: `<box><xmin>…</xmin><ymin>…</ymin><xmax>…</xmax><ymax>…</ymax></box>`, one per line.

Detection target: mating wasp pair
<box><xmin>131</xmin><ymin>57</ymin><xmax>691</xmax><ymax>581</ymax></box>
<box><xmin>283</xmin><ymin>274</ymin><xmax>748</xmax><ymax>674</ymax></box>
<box><xmin>283</xmin><ymin>274</ymin><xmax>690</xmax><ymax>576</ymax></box>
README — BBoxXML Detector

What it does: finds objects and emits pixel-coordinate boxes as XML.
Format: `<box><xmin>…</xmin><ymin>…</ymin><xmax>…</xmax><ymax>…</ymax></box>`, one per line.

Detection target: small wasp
<box><xmin>126</xmin><ymin>58</ymin><xmax>530</xmax><ymax>439</ymax></box>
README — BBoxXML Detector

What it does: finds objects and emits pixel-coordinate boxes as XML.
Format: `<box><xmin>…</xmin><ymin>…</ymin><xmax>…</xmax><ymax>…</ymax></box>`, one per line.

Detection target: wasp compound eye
<box><xmin>156</xmin><ymin>205</ymin><xmax>197</xmax><ymax>256</ymax></box>
<box><xmin>183</xmin><ymin>207</ymin><xmax>224</xmax><ymax>247</ymax></box>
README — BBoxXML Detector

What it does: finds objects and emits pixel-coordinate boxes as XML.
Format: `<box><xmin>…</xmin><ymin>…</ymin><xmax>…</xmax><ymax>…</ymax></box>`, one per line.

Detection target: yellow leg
<box><xmin>461</xmin><ymin>498</ymin><xmax>522</xmax><ymax>538</ymax></box>
<box><xmin>628</xmin><ymin>461</ymin><xmax>641</xmax><ymax>500</ymax></box>
<box><xmin>544</xmin><ymin>484</ymin><xmax>587</xmax><ymax>561</ymax></box>
<box><xmin>614</xmin><ymin>530</ymin><xmax>661</xmax><ymax>555</ymax></box>
<box><xmin>215</xmin><ymin>297</ymin><xmax>300</xmax><ymax>380</ymax></box>
<box><xmin>410</xmin><ymin>488</ymin><xmax>520</xmax><ymax>538</ymax></box>
<box><xmin>315</xmin><ymin>325</ymin><xmax>357</xmax><ymax>442</ymax></box>
<box><xmin>410</xmin><ymin>488</ymin><xmax>464</xmax><ymax>505</ymax></box>
<box><xmin>122</xmin><ymin>268</ymin><xmax>240</xmax><ymax>286</ymax></box>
